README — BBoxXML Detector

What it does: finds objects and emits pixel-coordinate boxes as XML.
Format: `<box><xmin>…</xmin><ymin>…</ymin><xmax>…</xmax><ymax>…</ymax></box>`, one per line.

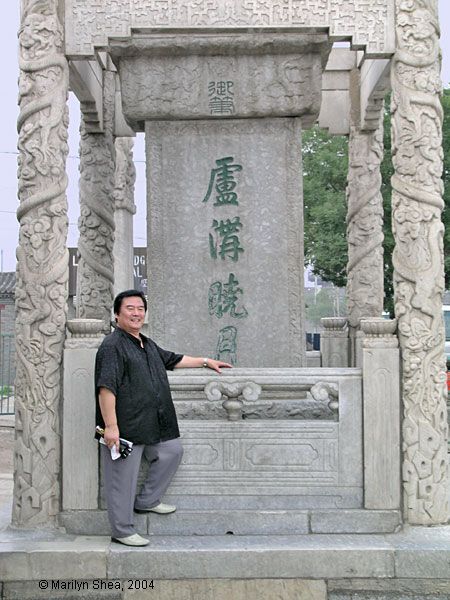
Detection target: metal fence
<box><xmin>0</xmin><ymin>334</ymin><xmax>14</xmax><ymax>415</ymax></box>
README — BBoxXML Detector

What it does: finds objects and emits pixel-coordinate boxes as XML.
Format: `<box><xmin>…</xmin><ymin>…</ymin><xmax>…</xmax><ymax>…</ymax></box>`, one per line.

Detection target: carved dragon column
<box><xmin>346</xmin><ymin>109</ymin><xmax>385</xmax><ymax>368</ymax></box>
<box><xmin>13</xmin><ymin>0</ymin><xmax>70</xmax><ymax>526</ymax></box>
<box><xmin>76</xmin><ymin>70</ymin><xmax>116</xmax><ymax>332</ymax></box>
<box><xmin>113</xmin><ymin>137</ymin><xmax>136</xmax><ymax>296</ymax></box>
<box><xmin>391</xmin><ymin>0</ymin><xmax>449</xmax><ymax>524</ymax></box>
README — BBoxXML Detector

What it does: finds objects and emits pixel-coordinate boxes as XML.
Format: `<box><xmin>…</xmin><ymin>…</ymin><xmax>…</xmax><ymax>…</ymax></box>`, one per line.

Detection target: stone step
<box><xmin>2</xmin><ymin>526</ymin><xmax>450</xmax><ymax>585</ymax></box>
<box><xmin>59</xmin><ymin>508</ymin><xmax>401</xmax><ymax>536</ymax></box>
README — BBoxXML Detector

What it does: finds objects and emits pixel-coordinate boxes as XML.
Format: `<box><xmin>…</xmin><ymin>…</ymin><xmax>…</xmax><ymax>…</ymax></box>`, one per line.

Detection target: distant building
<box><xmin>0</xmin><ymin>272</ymin><xmax>15</xmax><ymax>387</ymax></box>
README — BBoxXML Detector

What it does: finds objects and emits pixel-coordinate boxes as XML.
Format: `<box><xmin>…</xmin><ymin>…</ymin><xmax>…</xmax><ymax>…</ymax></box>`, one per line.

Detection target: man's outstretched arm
<box><xmin>174</xmin><ymin>356</ymin><xmax>232</xmax><ymax>373</ymax></box>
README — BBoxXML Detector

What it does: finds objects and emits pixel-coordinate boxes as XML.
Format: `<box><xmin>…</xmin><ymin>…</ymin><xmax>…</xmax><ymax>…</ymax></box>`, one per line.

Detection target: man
<box><xmin>95</xmin><ymin>289</ymin><xmax>231</xmax><ymax>546</ymax></box>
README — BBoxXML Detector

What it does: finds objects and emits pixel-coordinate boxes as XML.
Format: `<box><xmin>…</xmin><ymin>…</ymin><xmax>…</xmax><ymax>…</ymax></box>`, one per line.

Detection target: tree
<box><xmin>303</xmin><ymin>128</ymin><xmax>348</xmax><ymax>288</ymax></box>
<box><xmin>303</xmin><ymin>88</ymin><xmax>450</xmax><ymax>313</ymax></box>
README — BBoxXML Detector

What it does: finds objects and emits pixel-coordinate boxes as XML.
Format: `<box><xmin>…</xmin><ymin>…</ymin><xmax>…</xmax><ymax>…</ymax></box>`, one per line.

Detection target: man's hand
<box><xmin>175</xmin><ymin>356</ymin><xmax>233</xmax><ymax>372</ymax></box>
<box><xmin>204</xmin><ymin>358</ymin><xmax>232</xmax><ymax>373</ymax></box>
<box><xmin>104</xmin><ymin>423</ymin><xmax>120</xmax><ymax>451</ymax></box>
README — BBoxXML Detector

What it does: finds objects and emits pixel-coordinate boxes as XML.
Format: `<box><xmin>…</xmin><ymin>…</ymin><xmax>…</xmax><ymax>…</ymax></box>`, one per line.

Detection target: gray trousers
<box><xmin>101</xmin><ymin>438</ymin><xmax>183</xmax><ymax>538</ymax></box>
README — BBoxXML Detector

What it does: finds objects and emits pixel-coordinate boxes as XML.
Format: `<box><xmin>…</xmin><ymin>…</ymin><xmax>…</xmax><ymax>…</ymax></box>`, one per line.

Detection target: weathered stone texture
<box><xmin>146</xmin><ymin>119</ymin><xmax>305</xmax><ymax>368</ymax></box>
<box><xmin>391</xmin><ymin>0</ymin><xmax>449</xmax><ymax>524</ymax></box>
<box><xmin>65</xmin><ymin>0</ymin><xmax>394</xmax><ymax>57</ymax></box>
<box><xmin>113</xmin><ymin>137</ymin><xmax>136</xmax><ymax>295</ymax></box>
<box><xmin>13</xmin><ymin>0</ymin><xmax>70</xmax><ymax>526</ymax></box>
<box><xmin>361</xmin><ymin>319</ymin><xmax>401</xmax><ymax>509</ymax></box>
<box><xmin>76</xmin><ymin>71</ymin><xmax>116</xmax><ymax>332</ymax></box>
<box><xmin>346</xmin><ymin>115</ymin><xmax>384</xmax><ymax>330</ymax></box>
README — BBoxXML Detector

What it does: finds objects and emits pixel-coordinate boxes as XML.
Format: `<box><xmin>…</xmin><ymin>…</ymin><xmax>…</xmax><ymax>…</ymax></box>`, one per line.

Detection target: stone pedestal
<box><xmin>321</xmin><ymin>318</ymin><xmax>349</xmax><ymax>368</ymax></box>
<box><xmin>361</xmin><ymin>318</ymin><xmax>400</xmax><ymax>510</ymax></box>
<box><xmin>62</xmin><ymin>319</ymin><xmax>103</xmax><ymax>510</ymax></box>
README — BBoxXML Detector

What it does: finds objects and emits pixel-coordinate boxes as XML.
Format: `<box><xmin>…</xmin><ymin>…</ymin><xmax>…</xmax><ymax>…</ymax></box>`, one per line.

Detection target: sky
<box><xmin>0</xmin><ymin>1</ymin><xmax>449</xmax><ymax>273</ymax></box>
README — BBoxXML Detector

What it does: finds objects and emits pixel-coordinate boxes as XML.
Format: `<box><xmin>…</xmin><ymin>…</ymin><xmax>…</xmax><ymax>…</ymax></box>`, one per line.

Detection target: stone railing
<box><xmin>162</xmin><ymin>368</ymin><xmax>362</xmax><ymax>511</ymax></box>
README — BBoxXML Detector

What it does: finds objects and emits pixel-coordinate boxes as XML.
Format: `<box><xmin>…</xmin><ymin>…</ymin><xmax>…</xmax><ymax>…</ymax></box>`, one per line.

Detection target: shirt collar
<box><xmin>116</xmin><ymin>326</ymin><xmax>148</xmax><ymax>347</ymax></box>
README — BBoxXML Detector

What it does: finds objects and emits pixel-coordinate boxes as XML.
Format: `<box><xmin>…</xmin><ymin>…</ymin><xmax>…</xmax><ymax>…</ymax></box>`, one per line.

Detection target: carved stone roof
<box><xmin>0</xmin><ymin>272</ymin><xmax>16</xmax><ymax>297</ymax></box>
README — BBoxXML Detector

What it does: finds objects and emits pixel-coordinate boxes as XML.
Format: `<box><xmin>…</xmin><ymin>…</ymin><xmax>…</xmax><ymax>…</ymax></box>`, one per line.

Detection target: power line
<box><xmin>0</xmin><ymin>151</ymin><xmax>146</xmax><ymax>163</ymax></box>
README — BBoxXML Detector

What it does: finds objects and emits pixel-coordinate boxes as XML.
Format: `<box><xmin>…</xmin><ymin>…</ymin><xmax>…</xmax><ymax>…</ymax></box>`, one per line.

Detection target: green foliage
<box><xmin>0</xmin><ymin>385</ymin><xmax>13</xmax><ymax>397</ymax></box>
<box><xmin>303</xmin><ymin>128</ymin><xmax>348</xmax><ymax>288</ymax></box>
<box><xmin>303</xmin><ymin>88</ymin><xmax>450</xmax><ymax>313</ymax></box>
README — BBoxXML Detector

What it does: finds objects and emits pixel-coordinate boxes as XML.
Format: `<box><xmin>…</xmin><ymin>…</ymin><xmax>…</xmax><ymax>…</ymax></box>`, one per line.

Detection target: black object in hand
<box><xmin>96</xmin><ymin>426</ymin><xmax>133</xmax><ymax>459</ymax></box>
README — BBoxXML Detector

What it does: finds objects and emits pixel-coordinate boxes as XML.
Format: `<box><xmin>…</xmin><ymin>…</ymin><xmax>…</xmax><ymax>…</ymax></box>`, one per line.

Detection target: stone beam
<box><xmin>360</xmin><ymin>58</ymin><xmax>391</xmax><ymax>131</ymax></box>
<box><xmin>69</xmin><ymin>59</ymin><xmax>103</xmax><ymax>132</ymax></box>
<box><xmin>64</xmin><ymin>0</ymin><xmax>395</xmax><ymax>58</ymax></box>
<box><xmin>318</xmin><ymin>48</ymin><xmax>356</xmax><ymax>134</ymax></box>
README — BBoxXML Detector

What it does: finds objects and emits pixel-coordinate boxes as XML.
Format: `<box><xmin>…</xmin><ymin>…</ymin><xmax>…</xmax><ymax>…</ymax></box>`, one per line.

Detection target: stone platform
<box><xmin>59</xmin><ymin>508</ymin><xmax>402</xmax><ymax>536</ymax></box>
<box><xmin>0</xmin><ymin>514</ymin><xmax>450</xmax><ymax>599</ymax></box>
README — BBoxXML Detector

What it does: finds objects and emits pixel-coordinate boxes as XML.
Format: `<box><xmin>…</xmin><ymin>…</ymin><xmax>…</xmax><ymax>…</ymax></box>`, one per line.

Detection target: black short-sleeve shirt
<box><xmin>95</xmin><ymin>327</ymin><xmax>183</xmax><ymax>444</ymax></box>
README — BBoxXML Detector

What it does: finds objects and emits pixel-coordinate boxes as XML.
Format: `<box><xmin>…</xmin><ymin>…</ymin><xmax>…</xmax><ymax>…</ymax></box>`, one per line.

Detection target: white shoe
<box><xmin>135</xmin><ymin>502</ymin><xmax>176</xmax><ymax>514</ymax></box>
<box><xmin>111</xmin><ymin>533</ymin><xmax>149</xmax><ymax>546</ymax></box>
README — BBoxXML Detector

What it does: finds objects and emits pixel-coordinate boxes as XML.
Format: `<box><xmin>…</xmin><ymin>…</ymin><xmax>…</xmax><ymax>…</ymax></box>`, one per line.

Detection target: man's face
<box><xmin>115</xmin><ymin>296</ymin><xmax>146</xmax><ymax>336</ymax></box>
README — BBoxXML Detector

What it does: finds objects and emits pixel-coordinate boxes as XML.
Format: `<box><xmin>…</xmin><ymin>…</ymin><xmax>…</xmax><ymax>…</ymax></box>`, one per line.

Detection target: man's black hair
<box><xmin>113</xmin><ymin>289</ymin><xmax>147</xmax><ymax>315</ymax></box>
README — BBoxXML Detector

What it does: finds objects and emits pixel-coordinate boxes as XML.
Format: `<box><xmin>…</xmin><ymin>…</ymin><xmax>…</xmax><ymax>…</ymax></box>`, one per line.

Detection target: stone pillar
<box><xmin>320</xmin><ymin>318</ymin><xmax>349</xmax><ymax>368</ymax></box>
<box><xmin>346</xmin><ymin>111</ymin><xmax>385</xmax><ymax>367</ymax></box>
<box><xmin>361</xmin><ymin>318</ymin><xmax>401</xmax><ymax>510</ymax></box>
<box><xmin>113</xmin><ymin>137</ymin><xmax>136</xmax><ymax>296</ymax></box>
<box><xmin>62</xmin><ymin>319</ymin><xmax>103</xmax><ymax>510</ymax></box>
<box><xmin>391</xmin><ymin>0</ymin><xmax>449</xmax><ymax>524</ymax></box>
<box><xmin>13</xmin><ymin>0</ymin><xmax>70</xmax><ymax>526</ymax></box>
<box><xmin>76</xmin><ymin>70</ymin><xmax>116</xmax><ymax>332</ymax></box>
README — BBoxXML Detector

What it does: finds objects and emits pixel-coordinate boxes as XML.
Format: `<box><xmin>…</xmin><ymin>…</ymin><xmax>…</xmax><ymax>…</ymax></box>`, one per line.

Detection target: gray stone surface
<box><xmin>321</xmin><ymin>319</ymin><xmax>350</xmax><ymax>368</ymax></box>
<box><xmin>1</xmin><ymin>578</ymin><xmax>327</xmax><ymax>600</ymax></box>
<box><xmin>65</xmin><ymin>0</ymin><xmax>395</xmax><ymax>57</ymax></box>
<box><xmin>60</xmin><ymin>509</ymin><xmax>401</xmax><ymax>536</ymax></box>
<box><xmin>0</xmin><ymin>537</ymin><xmax>108</xmax><ymax>581</ymax></box>
<box><xmin>124</xmin><ymin>579</ymin><xmax>327</xmax><ymax>600</ymax></box>
<box><xmin>329</xmin><ymin>594</ymin><xmax>450</xmax><ymax>600</ymax></box>
<box><xmin>114</xmin><ymin>33</ymin><xmax>327</xmax><ymax>125</ymax></box>
<box><xmin>59</xmin><ymin>511</ymin><xmax>147</xmax><ymax>536</ymax></box>
<box><xmin>107</xmin><ymin>534</ymin><xmax>394</xmax><ymax>580</ymax></box>
<box><xmin>113</xmin><ymin>138</ymin><xmax>136</xmax><ymax>297</ymax></box>
<box><xmin>63</xmin><ymin>320</ymin><xmax>104</xmax><ymax>510</ymax></box>
<box><xmin>311</xmin><ymin>510</ymin><xmax>401</xmax><ymax>534</ymax></box>
<box><xmin>1</xmin><ymin>524</ymin><xmax>450</xmax><ymax>590</ymax></box>
<box><xmin>391</xmin><ymin>0</ymin><xmax>449</xmax><ymax>524</ymax></box>
<box><xmin>328</xmin><ymin>578</ymin><xmax>450</xmax><ymax>596</ymax></box>
<box><xmin>361</xmin><ymin>319</ymin><xmax>400</xmax><ymax>510</ymax></box>
<box><xmin>146</xmin><ymin>119</ymin><xmax>305</xmax><ymax>368</ymax></box>
<box><xmin>14</xmin><ymin>0</ymin><xmax>70</xmax><ymax>528</ymax></box>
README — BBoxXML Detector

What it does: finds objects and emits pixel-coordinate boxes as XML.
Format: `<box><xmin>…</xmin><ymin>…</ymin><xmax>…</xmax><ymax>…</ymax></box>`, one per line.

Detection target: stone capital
<box><xmin>321</xmin><ymin>317</ymin><xmax>348</xmax><ymax>338</ymax></box>
<box><xmin>360</xmin><ymin>318</ymin><xmax>398</xmax><ymax>349</ymax></box>
<box><xmin>65</xmin><ymin>318</ymin><xmax>105</xmax><ymax>349</ymax></box>
<box><xmin>110</xmin><ymin>31</ymin><xmax>329</xmax><ymax>128</ymax></box>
